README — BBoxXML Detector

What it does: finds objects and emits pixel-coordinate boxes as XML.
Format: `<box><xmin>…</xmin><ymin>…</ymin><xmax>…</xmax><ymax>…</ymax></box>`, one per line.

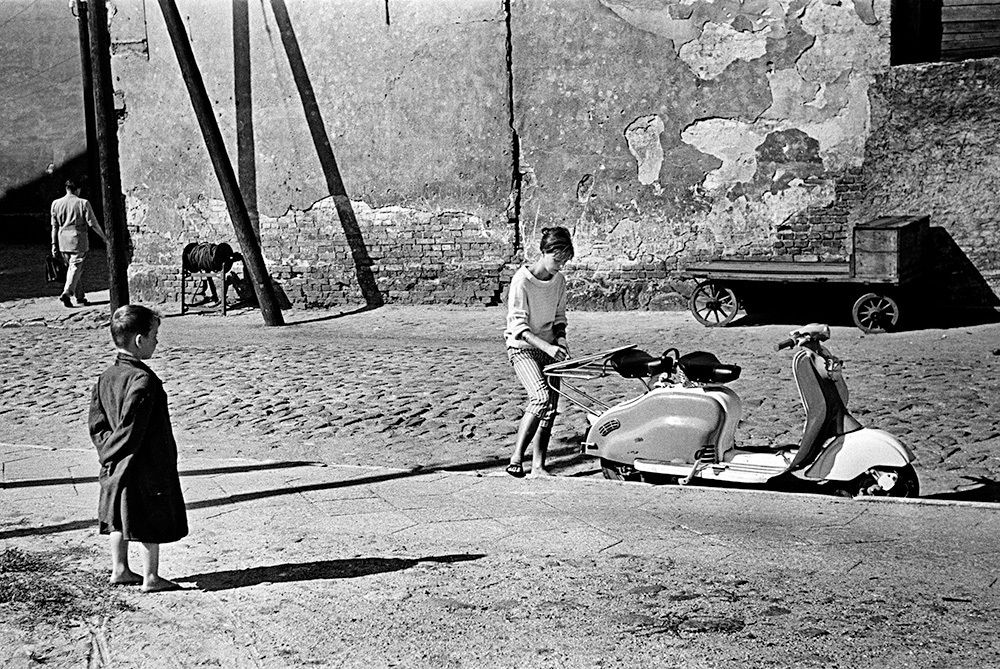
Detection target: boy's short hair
<box><xmin>111</xmin><ymin>305</ymin><xmax>160</xmax><ymax>348</ymax></box>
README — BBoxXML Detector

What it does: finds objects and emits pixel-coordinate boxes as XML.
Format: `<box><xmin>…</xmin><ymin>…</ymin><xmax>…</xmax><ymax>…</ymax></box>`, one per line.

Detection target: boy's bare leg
<box><xmin>139</xmin><ymin>542</ymin><xmax>180</xmax><ymax>592</ymax></box>
<box><xmin>509</xmin><ymin>412</ymin><xmax>540</xmax><ymax>468</ymax></box>
<box><xmin>527</xmin><ymin>425</ymin><xmax>553</xmax><ymax>478</ymax></box>
<box><xmin>108</xmin><ymin>532</ymin><xmax>142</xmax><ymax>585</ymax></box>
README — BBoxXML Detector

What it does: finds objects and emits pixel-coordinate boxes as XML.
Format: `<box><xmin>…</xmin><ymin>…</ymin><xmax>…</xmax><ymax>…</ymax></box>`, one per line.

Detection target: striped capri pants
<box><xmin>507</xmin><ymin>347</ymin><xmax>562</xmax><ymax>428</ymax></box>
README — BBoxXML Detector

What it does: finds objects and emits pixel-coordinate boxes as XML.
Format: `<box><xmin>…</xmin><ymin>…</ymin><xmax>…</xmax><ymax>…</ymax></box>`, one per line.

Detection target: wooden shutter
<box><xmin>941</xmin><ymin>0</ymin><xmax>1000</xmax><ymax>60</ymax></box>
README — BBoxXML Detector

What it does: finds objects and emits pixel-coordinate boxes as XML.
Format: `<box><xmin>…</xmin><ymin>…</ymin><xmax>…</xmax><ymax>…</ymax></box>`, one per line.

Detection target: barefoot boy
<box><xmin>89</xmin><ymin>305</ymin><xmax>187</xmax><ymax>592</ymax></box>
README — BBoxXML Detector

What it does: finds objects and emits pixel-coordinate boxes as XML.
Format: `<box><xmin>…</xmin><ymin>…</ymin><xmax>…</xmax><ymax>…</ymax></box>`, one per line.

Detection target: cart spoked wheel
<box><xmin>851</xmin><ymin>292</ymin><xmax>899</xmax><ymax>333</ymax></box>
<box><xmin>689</xmin><ymin>280</ymin><xmax>740</xmax><ymax>327</ymax></box>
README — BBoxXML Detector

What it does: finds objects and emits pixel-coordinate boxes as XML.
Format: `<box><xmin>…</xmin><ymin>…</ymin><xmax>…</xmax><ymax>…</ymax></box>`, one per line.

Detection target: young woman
<box><xmin>503</xmin><ymin>226</ymin><xmax>574</xmax><ymax>478</ymax></box>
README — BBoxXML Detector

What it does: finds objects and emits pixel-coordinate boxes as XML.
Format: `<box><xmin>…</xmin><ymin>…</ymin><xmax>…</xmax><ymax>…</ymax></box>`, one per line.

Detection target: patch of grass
<box><xmin>0</xmin><ymin>546</ymin><xmax>132</xmax><ymax>628</ymax></box>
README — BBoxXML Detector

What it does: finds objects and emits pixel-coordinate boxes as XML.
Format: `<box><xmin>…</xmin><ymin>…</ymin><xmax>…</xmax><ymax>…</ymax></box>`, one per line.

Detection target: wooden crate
<box><xmin>852</xmin><ymin>215</ymin><xmax>929</xmax><ymax>284</ymax></box>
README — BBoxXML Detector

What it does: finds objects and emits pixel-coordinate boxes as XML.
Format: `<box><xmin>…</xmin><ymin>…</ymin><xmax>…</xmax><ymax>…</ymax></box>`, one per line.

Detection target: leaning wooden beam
<box><xmin>156</xmin><ymin>0</ymin><xmax>284</xmax><ymax>326</ymax></box>
<box><xmin>85</xmin><ymin>0</ymin><xmax>130</xmax><ymax>312</ymax></box>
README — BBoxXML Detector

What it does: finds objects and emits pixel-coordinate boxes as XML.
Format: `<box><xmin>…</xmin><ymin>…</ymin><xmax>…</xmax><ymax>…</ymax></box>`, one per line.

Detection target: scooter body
<box><xmin>547</xmin><ymin>326</ymin><xmax>918</xmax><ymax>496</ymax></box>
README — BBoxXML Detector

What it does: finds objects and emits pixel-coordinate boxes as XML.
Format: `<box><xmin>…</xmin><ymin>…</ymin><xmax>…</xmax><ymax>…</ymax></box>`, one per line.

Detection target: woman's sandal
<box><xmin>505</xmin><ymin>463</ymin><xmax>525</xmax><ymax>478</ymax></box>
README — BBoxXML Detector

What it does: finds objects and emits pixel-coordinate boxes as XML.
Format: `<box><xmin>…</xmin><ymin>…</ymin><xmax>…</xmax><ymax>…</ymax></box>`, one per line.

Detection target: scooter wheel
<box><xmin>600</xmin><ymin>459</ymin><xmax>643</xmax><ymax>482</ymax></box>
<box><xmin>845</xmin><ymin>464</ymin><xmax>920</xmax><ymax>498</ymax></box>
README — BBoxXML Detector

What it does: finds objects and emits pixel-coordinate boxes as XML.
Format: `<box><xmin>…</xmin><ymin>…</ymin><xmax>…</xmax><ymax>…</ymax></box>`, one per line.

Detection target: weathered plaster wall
<box><xmin>513</xmin><ymin>0</ymin><xmax>889</xmax><ymax>308</ymax></box>
<box><xmin>112</xmin><ymin>0</ymin><xmax>513</xmax><ymax>305</ymax></box>
<box><xmin>111</xmin><ymin>0</ymin><xmax>905</xmax><ymax>309</ymax></box>
<box><xmin>0</xmin><ymin>2</ymin><xmax>87</xmax><ymax>238</ymax></box>
<box><xmin>858</xmin><ymin>58</ymin><xmax>1000</xmax><ymax>304</ymax></box>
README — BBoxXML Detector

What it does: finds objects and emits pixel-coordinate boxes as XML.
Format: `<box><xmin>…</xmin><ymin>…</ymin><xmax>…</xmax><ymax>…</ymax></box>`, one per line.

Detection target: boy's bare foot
<box><xmin>527</xmin><ymin>468</ymin><xmax>552</xmax><ymax>478</ymax></box>
<box><xmin>140</xmin><ymin>576</ymin><xmax>182</xmax><ymax>593</ymax></box>
<box><xmin>110</xmin><ymin>569</ymin><xmax>143</xmax><ymax>586</ymax></box>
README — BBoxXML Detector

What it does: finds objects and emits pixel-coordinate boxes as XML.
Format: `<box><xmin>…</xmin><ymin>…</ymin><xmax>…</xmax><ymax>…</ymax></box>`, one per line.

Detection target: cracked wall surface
<box><xmin>108</xmin><ymin>0</ymin><xmax>992</xmax><ymax>311</ymax></box>
<box><xmin>858</xmin><ymin>59</ymin><xmax>1000</xmax><ymax>304</ymax></box>
<box><xmin>111</xmin><ymin>0</ymin><xmax>513</xmax><ymax>305</ymax></box>
<box><xmin>513</xmin><ymin>0</ymin><xmax>891</xmax><ymax>307</ymax></box>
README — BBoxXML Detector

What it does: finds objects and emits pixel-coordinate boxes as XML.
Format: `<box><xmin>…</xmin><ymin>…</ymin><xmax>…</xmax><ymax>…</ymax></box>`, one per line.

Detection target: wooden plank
<box><xmin>855</xmin><ymin>253</ymin><xmax>899</xmax><ymax>281</ymax></box>
<box><xmin>942</xmin><ymin>46</ymin><xmax>1000</xmax><ymax>58</ymax></box>
<box><xmin>685</xmin><ymin>261</ymin><xmax>850</xmax><ymax>274</ymax></box>
<box><xmin>943</xmin><ymin>0</ymin><xmax>1000</xmax><ymax>6</ymax></box>
<box><xmin>943</xmin><ymin>5</ymin><xmax>1000</xmax><ymax>20</ymax></box>
<box><xmin>942</xmin><ymin>31</ymin><xmax>1000</xmax><ymax>41</ymax></box>
<box><xmin>942</xmin><ymin>35</ymin><xmax>1000</xmax><ymax>48</ymax></box>
<box><xmin>682</xmin><ymin>261</ymin><xmax>854</xmax><ymax>283</ymax></box>
<box><xmin>943</xmin><ymin>19</ymin><xmax>1000</xmax><ymax>31</ymax></box>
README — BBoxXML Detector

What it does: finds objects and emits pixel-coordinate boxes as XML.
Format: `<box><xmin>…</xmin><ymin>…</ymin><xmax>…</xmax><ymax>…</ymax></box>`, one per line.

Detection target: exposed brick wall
<box><xmin>127</xmin><ymin>198</ymin><xmax>516</xmax><ymax>308</ymax></box>
<box><xmin>855</xmin><ymin>58</ymin><xmax>1000</xmax><ymax>305</ymax></box>
<box><xmin>774</xmin><ymin>168</ymin><xmax>864</xmax><ymax>261</ymax></box>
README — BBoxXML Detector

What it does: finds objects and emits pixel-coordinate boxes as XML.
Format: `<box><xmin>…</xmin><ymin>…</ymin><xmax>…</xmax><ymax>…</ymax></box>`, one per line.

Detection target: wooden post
<box><xmin>156</xmin><ymin>0</ymin><xmax>284</xmax><ymax>326</ymax></box>
<box><xmin>85</xmin><ymin>0</ymin><xmax>130</xmax><ymax>311</ymax></box>
<box><xmin>73</xmin><ymin>0</ymin><xmax>101</xmax><ymax>219</ymax></box>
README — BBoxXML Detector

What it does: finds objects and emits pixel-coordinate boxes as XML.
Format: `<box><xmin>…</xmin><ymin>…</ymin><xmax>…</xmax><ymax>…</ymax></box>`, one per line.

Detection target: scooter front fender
<box><xmin>803</xmin><ymin>427</ymin><xmax>915</xmax><ymax>481</ymax></box>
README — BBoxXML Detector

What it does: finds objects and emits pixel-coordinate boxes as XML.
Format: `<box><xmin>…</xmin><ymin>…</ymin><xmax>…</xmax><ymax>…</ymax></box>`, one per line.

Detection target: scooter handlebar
<box><xmin>774</xmin><ymin>338</ymin><xmax>796</xmax><ymax>351</ymax></box>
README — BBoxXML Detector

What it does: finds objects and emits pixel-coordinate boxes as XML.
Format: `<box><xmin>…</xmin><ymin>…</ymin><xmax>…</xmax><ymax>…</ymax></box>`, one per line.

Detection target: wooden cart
<box><xmin>682</xmin><ymin>215</ymin><xmax>929</xmax><ymax>333</ymax></box>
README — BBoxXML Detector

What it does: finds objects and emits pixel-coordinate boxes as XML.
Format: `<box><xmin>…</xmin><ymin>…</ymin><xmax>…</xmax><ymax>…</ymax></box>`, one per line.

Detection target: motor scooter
<box><xmin>544</xmin><ymin>324</ymin><xmax>919</xmax><ymax>497</ymax></box>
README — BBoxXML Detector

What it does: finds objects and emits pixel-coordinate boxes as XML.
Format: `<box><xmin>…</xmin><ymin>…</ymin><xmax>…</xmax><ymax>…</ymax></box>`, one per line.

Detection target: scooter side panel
<box><xmin>803</xmin><ymin>428</ymin><xmax>914</xmax><ymax>481</ymax></box>
<box><xmin>588</xmin><ymin>388</ymin><xmax>727</xmax><ymax>465</ymax></box>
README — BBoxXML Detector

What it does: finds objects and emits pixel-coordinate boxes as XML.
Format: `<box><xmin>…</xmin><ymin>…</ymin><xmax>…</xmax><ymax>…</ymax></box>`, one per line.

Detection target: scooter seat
<box><xmin>678</xmin><ymin>351</ymin><xmax>741</xmax><ymax>384</ymax></box>
<box><xmin>609</xmin><ymin>349</ymin><xmax>673</xmax><ymax>379</ymax></box>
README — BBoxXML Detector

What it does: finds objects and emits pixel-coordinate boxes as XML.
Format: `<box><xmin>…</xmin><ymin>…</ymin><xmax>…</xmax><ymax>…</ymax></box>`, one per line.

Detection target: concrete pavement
<box><xmin>2</xmin><ymin>439</ymin><xmax>1000</xmax><ymax>667</ymax></box>
<box><xmin>3</xmin><ymin>291</ymin><xmax>1000</xmax><ymax>666</ymax></box>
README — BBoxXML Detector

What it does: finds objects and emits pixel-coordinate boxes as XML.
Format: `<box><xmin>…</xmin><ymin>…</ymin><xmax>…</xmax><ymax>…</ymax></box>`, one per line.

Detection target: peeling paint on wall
<box><xmin>623</xmin><ymin>115</ymin><xmax>665</xmax><ymax>185</ymax></box>
<box><xmin>678</xmin><ymin>21</ymin><xmax>770</xmax><ymax>80</ymax></box>
<box><xmin>681</xmin><ymin>119</ymin><xmax>765</xmax><ymax>190</ymax></box>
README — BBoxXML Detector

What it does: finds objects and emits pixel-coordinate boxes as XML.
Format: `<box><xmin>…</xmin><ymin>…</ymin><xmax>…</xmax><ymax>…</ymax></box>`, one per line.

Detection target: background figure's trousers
<box><xmin>61</xmin><ymin>251</ymin><xmax>87</xmax><ymax>301</ymax></box>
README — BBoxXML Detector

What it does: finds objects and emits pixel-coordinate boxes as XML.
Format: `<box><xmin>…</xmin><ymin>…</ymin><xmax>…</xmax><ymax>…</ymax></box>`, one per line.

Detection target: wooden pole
<box><xmin>156</xmin><ymin>0</ymin><xmax>284</xmax><ymax>325</ymax></box>
<box><xmin>85</xmin><ymin>0</ymin><xmax>129</xmax><ymax>311</ymax></box>
<box><xmin>73</xmin><ymin>0</ymin><xmax>101</xmax><ymax>219</ymax></box>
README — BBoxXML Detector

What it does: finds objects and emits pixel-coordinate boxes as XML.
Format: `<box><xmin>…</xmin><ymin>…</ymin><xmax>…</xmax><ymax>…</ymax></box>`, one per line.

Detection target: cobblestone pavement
<box><xmin>2</xmin><ymin>292</ymin><xmax>999</xmax><ymax>501</ymax></box>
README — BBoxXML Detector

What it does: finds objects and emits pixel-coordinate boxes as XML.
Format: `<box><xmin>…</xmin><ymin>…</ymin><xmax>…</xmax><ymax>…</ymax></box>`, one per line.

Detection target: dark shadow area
<box><xmin>179</xmin><ymin>553</ymin><xmax>485</xmax><ymax>591</ymax></box>
<box><xmin>0</xmin><ymin>518</ymin><xmax>96</xmax><ymax>540</ymax></box>
<box><xmin>285</xmin><ymin>303</ymin><xmax>381</xmax><ymax>326</ymax></box>
<box><xmin>1</xmin><ymin>460</ymin><xmax>325</xmax><ymax>490</ymax></box>
<box><xmin>719</xmin><ymin>283</ymin><xmax>999</xmax><ymax>333</ymax></box>
<box><xmin>921</xmin><ymin>227</ymin><xmax>1000</xmax><ymax>309</ymax></box>
<box><xmin>0</xmin><ymin>153</ymin><xmax>92</xmax><ymax>244</ymax></box>
<box><xmin>0</xmin><ymin>451</ymin><xmax>553</xmax><ymax>538</ymax></box>
<box><xmin>921</xmin><ymin>476</ymin><xmax>1000</xmax><ymax>503</ymax></box>
<box><xmin>269</xmin><ymin>0</ymin><xmax>384</xmax><ymax>309</ymax></box>
<box><xmin>0</xmin><ymin>241</ymin><xmax>109</xmax><ymax>303</ymax></box>
<box><xmin>890</xmin><ymin>0</ymin><xmax>941</xmax><ymax>65</ymax></box>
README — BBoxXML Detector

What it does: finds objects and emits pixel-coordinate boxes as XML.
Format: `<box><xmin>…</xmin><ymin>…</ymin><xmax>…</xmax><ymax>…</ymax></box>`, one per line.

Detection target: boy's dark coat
<box><xmin>89</xmin><ymin>353</ymin><xmax>188</xmax><ymax>543</ymax></box>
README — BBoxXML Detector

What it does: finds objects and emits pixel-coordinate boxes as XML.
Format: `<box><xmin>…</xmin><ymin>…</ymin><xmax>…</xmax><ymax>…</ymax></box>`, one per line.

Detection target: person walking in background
<box><xmin>50</xmin><ymin>179</ymin><xmax>106</xmax><ymax>307</ymax></box>
<box><xmin>89</xmin><ymin>305</ymin><xmax>188</xmax><ymax>593</ymax></box>
<box><xmin>503</xmin><ymin>226</ymin><xmax>575</xmax><ymax>479</ymax></box>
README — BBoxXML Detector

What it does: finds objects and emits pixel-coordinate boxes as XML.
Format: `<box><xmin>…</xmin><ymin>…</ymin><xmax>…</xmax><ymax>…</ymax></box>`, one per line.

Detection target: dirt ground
<box><xmin>3</xmin><ymin>270</ymin><xmax>1000</xmax><ymax>666</ymax></box>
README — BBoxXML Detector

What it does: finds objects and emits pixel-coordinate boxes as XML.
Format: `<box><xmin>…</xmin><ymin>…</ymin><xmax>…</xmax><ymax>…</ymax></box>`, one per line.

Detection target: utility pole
<box><xmin>157</xmin><ymin>0</ymin><xmax>284</xmax><ymax>326</ymax></box>
<box><xmin>85</xmin><ymin>0</ymin><xmax>130</xmax><ymax>311</ymax></box>
<box><xmin>73</xmin><ymin>0</ymin><xmax>101</xmax><ymax>219</ymax></box>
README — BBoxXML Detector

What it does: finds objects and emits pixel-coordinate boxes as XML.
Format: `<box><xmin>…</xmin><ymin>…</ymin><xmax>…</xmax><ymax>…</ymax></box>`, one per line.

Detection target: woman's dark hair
<box><xmin>111</xmin><ymin>304</ymin><xmax>160</xmax><ymax>348</ymax></box>
<box><xmin>540</xmin><ymin>226</ymin><xmax>574</xmax><ymax>259</ymax></box>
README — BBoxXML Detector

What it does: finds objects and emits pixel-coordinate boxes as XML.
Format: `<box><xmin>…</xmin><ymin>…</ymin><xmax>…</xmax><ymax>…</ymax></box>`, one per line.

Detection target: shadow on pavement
<box><xmin>921</xmin><ymin>477</ymin><xmax>1000</xmax><ymax>504</ymax></box>
<box><xmin>727</xmin><ymin>305</ymin><xmax>1000</xmax><ymax>333</ymax></box>
<box><xmin>1</xmin><ymin>460</ymin><xmax>327</xmax><ymax>490</ymax></box>
<box><xmin>286</xmin><ymin>304</ymin><xmax>381</xmax><ymax>326</ymax></box>
<box><xmin>180</xmin><ymin>554</ymin><xmax>485</xmax><ymax>591</ymax></box>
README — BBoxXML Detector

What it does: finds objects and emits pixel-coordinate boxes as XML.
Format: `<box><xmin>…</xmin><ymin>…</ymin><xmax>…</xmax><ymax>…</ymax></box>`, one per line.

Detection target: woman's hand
<box><xmin>550</xmin><ymin>339</ymin><xmax>570</xmax><ymax>362</ymax></box>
